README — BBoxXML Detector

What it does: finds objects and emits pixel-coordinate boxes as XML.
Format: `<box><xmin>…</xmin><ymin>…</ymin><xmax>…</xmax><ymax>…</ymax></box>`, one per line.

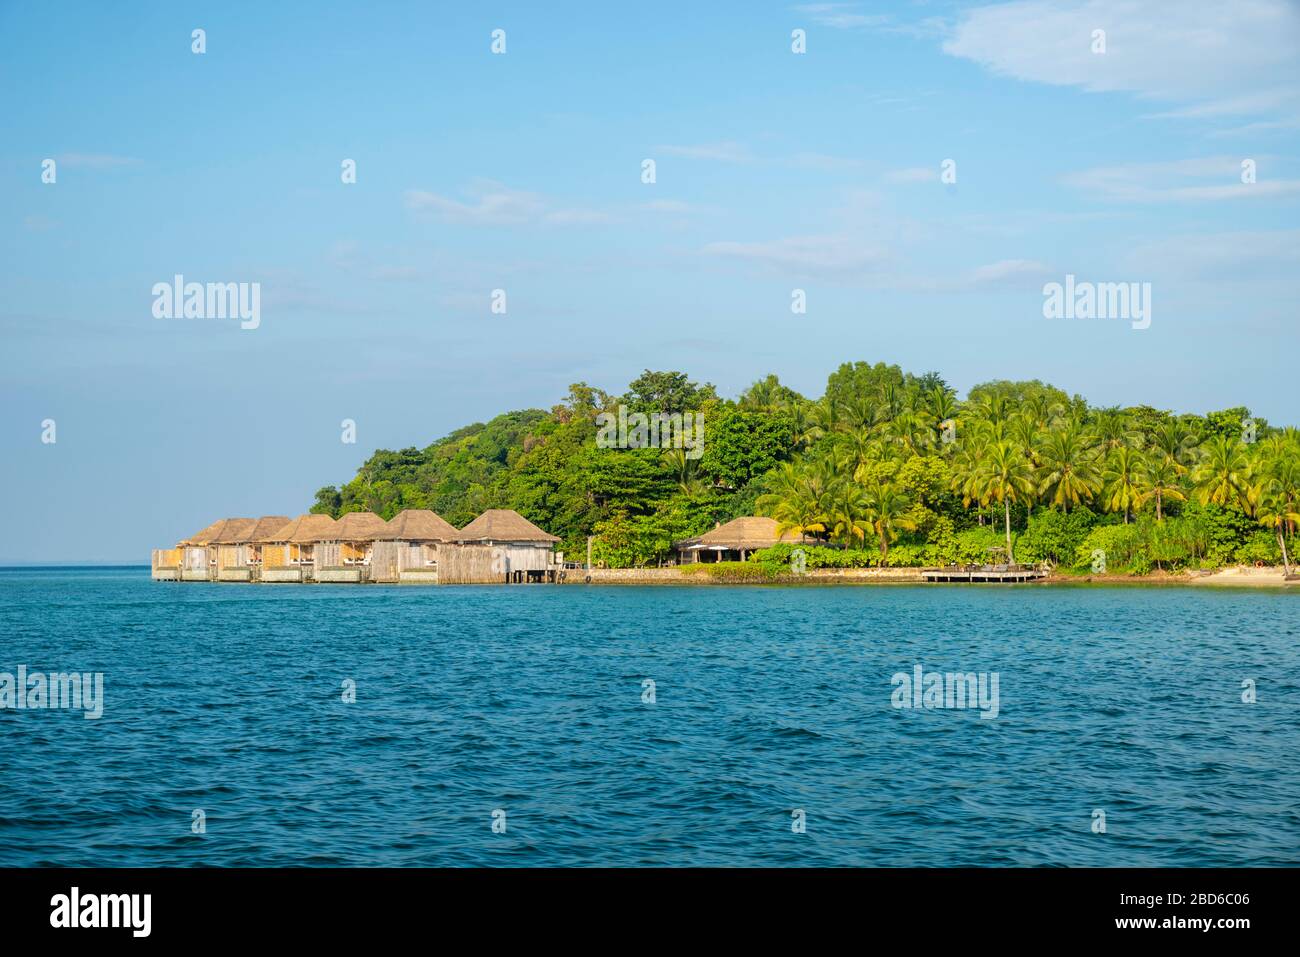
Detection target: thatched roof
<box><xmin>210</xmin><ymin>518</ymin><xmax>259</xmax><ymax>545</ymax></box>
<box><xmin>180</xmin><ymin>518</ymin><xmax>252</xmax><ymax>546</ymax></box>
<box><xmin>679</xmin><ymin>516</ymin><xmax>803</xmax><ymax>550</ymax></box>
<box><xmin>247</xmin><ymin>516</ymin><xmax>292</xmax><ymax>542</ymax></box>
<box><xmin>333</xmin><ymin>511</ymin><xmax>390</xmax><ymax>542</ymax></box>
<box><xmin>257</xmin><ymin>513</ymin><xmax>340</xmax><ymax>544</ymax></box>
<box><xmin>380</xmin><ymin>509</ymin><xmax>459</xmax><ymax>542</ymax></box>
<box><xmin>457</xmin><ymin>509</ymin><xmax>559</xmax><ymax>543</ymax></box>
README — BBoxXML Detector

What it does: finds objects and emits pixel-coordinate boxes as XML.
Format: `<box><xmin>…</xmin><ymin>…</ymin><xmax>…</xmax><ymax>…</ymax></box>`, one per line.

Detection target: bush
<box><xmin>1075</xmin><ymin>524</ymin><xmax>1142</xmax><ymax>571</ymax></box>
<box><xmin>952</xmin><ymin>526</ymin><xmax>1008</xmax><ymax>564</ymax></box>
<box><xmin>751</xmin><ymin>543</ymin><xmax>877</xmax><ymax>568</ymax></box>
<box><xmin>680</xmin><ymin>561</ymin><xmax>778</xmax><ymax>582</ymax></box>
<box><xmin>1235</xmin><ymin>531</ymin><xmax>1282</xmax><ymax>566</ymax></box>
<box><xmin>1017</xmin><ymin>508</ymin><xmax>1097</xmax><ymax>565</ymax></box>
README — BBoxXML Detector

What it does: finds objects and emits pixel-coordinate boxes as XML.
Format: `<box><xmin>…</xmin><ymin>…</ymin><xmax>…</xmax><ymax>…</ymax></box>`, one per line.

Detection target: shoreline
<box><xmin>568</xmin><ymin>565</ymin><xmax>1299</xmax><ymax>589</ymax></box>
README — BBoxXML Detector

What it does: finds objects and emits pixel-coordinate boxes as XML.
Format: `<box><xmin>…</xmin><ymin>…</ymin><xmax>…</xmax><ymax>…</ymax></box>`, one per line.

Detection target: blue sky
<box><xmin>2</xmin><ymin>1</ymin><xmax>1298</xmax><ymax>562</ymax></box>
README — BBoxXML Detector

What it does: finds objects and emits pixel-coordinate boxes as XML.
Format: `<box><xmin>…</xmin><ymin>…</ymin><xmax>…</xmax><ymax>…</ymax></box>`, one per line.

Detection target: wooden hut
<box><xmin>316</xmin><ymin>511</ymin><xmax>389</xmax><ymax>582</ymax></box>
<box><xmin>450</xmin><ymin>509</ymin><xmax>562</xmax><ymax>583</ymax></box>
<box><xmin>673</xmin><ymin>516</ymin><xmax>803</xmax><ymax>564</ymax></box>
<box><xmin>371</xmin><ymin>509</ymin><xmax>460</xmax><ymax>583</ymax></box>
<box><xmin>243</xmin><ymin>516</ymin><xmax>291</xmax><ymax>572</ymax></box>
<box><xmin>177</xmin><ymin>518</ymin><xmax>250</xmax><ymax>580</ymax></box>
<box><xmin>213</xmin><ymin>516</ymin><xmax>287</xmax><ymax>581</ymax></box>
<box><xmin>257</xmin><ymin>514</ymin><xmax>339</xmax><ymax>582</ymax></box>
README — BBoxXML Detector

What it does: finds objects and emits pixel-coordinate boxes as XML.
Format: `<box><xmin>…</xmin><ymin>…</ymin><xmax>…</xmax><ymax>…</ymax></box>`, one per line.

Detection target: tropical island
<box><xmin>307</xmin><ymin>364</ymin><xmax>1299</xmax><ymax>582</ymax></box>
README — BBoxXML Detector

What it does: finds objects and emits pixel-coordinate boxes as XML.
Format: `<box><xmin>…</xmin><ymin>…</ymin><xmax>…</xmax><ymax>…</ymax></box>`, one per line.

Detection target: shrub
<box><xmin>1235</xmin><ymin>531</ymin><xmax>1282</xmax><ymax>566</ymax></box>
<box><xmin>1017</xmin><ymin>508</ymin><xmax>1097</xmax><ymax>565</ymax></box>
<box><xmin>680</xmin><ymin>561</ymin><xmax>778</xmax><ymax>582</ymax></box>
<box><xmin>1075</xmin><ymin>524</ymin><xmax>1142</xmax><ymax>570</ymax></box>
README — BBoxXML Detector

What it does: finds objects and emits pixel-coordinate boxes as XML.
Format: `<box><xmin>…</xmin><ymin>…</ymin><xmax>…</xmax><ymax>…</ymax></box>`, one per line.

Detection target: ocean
<box><xmin>1</xmin><ymin>567</ymin><xmax>1296</xmax><ymax>866</ymax></box>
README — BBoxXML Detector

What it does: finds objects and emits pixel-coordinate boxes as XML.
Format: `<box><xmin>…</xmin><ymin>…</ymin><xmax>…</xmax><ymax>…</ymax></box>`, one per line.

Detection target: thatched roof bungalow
<box><xmin>674</xmin><ymin>516</ymin><xmax>802</xmax><ymax>563</ymax></box>
<box><xmin>318</xmin><ymin>512</ymin><xmax>390</xmax><ymax>578</ymax></box>
<box><xmin>447</xmin><ymin>509</ymin><xmax>561</xmax><ymax>583</ymax></box>
<box><xmin>256</xmin><ymin>514</ymin><xmax>338</xmax><ymax>566</ymax></box>
<box><xmin>456</xmin><ymin>509</ymin><xmax>560</xmax><ymax>545</ymax></box>
<box><xmin>210</xmin><ymin>516</ymin><xmax>288</xmax><ymax>579</ymax></box>
<box><xmin>176</xmin><ymin>517</ymin><xmax>253</xmax><ymax>579</ymax></box>
<box><xmin>369</xmin><ymin>509</ymin><xmax>460</xmax><ymax>583</ymax></box>
<box><xmin>380</xmin><ymin>509</ymin><xmax>460</xmax><ymax>542</ymax></box>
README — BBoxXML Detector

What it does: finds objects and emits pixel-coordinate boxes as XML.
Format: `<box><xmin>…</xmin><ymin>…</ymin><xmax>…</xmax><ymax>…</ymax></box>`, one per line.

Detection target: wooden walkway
<box><xmin>922</xmin><ymin>566</ymin><xmax>1048</xmax><ymax>584</ymax></box>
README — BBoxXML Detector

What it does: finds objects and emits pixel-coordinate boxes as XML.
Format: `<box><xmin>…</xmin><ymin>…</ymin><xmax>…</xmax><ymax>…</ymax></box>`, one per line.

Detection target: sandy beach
<box><xmin>1186</xmin><ymin>566</ymin><xmax>1298</xmax><ymax>588</ymax></box>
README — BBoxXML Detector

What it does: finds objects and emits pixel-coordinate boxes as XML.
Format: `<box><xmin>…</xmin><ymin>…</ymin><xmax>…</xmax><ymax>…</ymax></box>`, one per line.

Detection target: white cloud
<box><xmin>1129</xmin><ymin>229</ymin><xmax>1300</xmax><ymax>281</ymax></box>
<box><xmin>885</xmin><ymin>166</ymin><xmax>939</xmax><ymax>184</ymax></box>
<box><xmin>404</xmin><ymin>181</ymin><xmax>611</xmax><ymax>226</ymax></box>
<box><xmin>967</xmin><ymin>259</ymin><xmax>1053</xmax><ymax>284</ymax></box>
<box><xmin>656</xmin><ymin>142</ymin><xmax>755</xmax><ymax>163</ymax></box>
<box><xmin>943</xmin><ymin>0</ymin><xmax>1300</xmax><ymax>120</ymax></box>
<box><xmin>792</xmin><ymin>4</ymin><xmax>890</xmax><ymax>30</ymax></box>
<box><xmin>702</xmin><ymin>234</ymin><xmax>891</xmax><ymax>278</ymax></box>
<box><xmin>1062</xmin><ymin>157</ymin><xmax>1300</xmax><ymax>202</ymax></box>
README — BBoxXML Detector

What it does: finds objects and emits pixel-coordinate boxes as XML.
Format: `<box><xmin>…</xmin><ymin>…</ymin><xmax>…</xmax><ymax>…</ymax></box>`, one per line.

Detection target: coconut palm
<box><xmin>950</xmin><ymin>434</ymin><xmax>991</xmax><ymax>523</ymax></box>
<box><xmin>1137</xmin><ymin>456</ymin><xmax>1186</xmax><ymax>521</ymax></box>
<box><xmin>862</xmin><ymin>481</ymin><xmax>916</xmax><ymax>566</ymax></box>
<box><xmin>1009</xmin><ymin>413</ymin><xmax>1042</xmax><ymax>464</ymax></box>
<box><xmin>1093</xmin><ymin>407</ymin><xmax>1141</xmax><ymax>450</ymax></box>
<box><xmin>1037</xmin><ymin>424</ymin><xmax>1101</xmax><ymax>512</ymax></box>
<box><xmin>662</xmin><ymin>447</ymin><xmax>706</xmax><ymax>495</ymax></box>
<box><xmin>828</xmin><ymin>482</ymin><xmax>872</xmax><ymax>547</ymax></box>
<box><xmin>978</xmin><ymin>440</ymin><xmax>1036</xmax><ymax>564</ymax></box>
<box><xmin>1100</xmin><ymin>445</ymin><xmax>1146</xmax><ymax>524</ymax></box>
<box><xmin>1253</xmin><ymin>481</ymin><xmax>1299</xmax><ymax>576</ymax></box>
<box><xmin>1151</xmin><ymin>420</ymin><xmax>1197</xmax><ymax>472</ymax></box>
<box><xmin>1193</xmin><ymin>434</ymin><xmax>1251</xmax><ymax>509</ymax></box>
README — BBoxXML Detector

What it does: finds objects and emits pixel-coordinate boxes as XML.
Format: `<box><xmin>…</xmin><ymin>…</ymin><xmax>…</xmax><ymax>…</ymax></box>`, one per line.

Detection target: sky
<box><xmin>2</xmin><ymin>0</ymin><xmax>1298</xmax><ymax>562</ymax></box>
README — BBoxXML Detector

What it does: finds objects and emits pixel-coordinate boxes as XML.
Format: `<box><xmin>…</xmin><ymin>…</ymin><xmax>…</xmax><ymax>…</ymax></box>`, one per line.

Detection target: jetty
<box><xmin>922</xmin><ymin>564</ymin><xmax>1048</xmax><ymax>584</ymax></box>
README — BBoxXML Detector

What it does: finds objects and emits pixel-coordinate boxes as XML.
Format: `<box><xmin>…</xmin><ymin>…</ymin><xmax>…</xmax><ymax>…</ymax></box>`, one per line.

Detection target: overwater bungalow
<box><xmin>257</xmin><ymin>514</ymin><xmax>339</xmax><ymax>582</ymax></box>
<box><xmin>673</xmin><ymin>516</ymin><xmax>803</xmax><ymax>564</ymax></box>
<box><xmin>315</xmin><ymin>511</ymin><xmax>389</xmax><ymax>582</ymax></box>
<box><xmin>176</xmin><ymin>517</ymin><xmax>252</xmax><ymax>580</ymax></box>
<box><xmin>371</xmin><ymin>509</ymin><xmax>461</xmax><ymax>583</ymax></box>
<box><xmin>210</xmin><ymin>515</ymin><xmax>289</xmax><ymax>581</ymax></box>
<box><xmin>243</xmin><ymin>515</ymin><xmax>292</xmax><ymax>570</ymax></box>
<box><xmin>450</xmin><ymin>509</ymin><xmax>563</xmax><ymax>583</ymax></box>
<box><xmin>209</xmin><ymin>518</ymin><xmax>259</xmax><ymax>581</ymax></box>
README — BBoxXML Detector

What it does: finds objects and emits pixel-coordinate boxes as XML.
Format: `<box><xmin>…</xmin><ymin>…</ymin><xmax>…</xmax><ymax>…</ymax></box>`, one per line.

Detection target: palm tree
<box><xmin>1037</xmin><ymin>424</ymin><xmax>1100</xmax><ymax>512</ymax></box>
<box><xmin>1193</xmin><ymin>434</ymin><xmax>1251</xmax><ymax>509</ymax></box>
<box><xmin>950</xmin><ymin>434</ymin><xmax>991</xmax><ymax>524</ymax></box>
<box><xmin>1137</xmin><ymin>456</ymin><xmax>1186</xmax><ymax>521</ymax></box>
<box><xmin>1253</xmin><ymin>481</ymin><xmax>1299</xmax><ymax>576</ymax></box>
<box><xmin>978</xmin><ymin>441</ymin><xmax>1036</xmax><ymax>564</ymax></box>
<box><xmin>828</xmin><ymin>482</ymin><xmax>872</xmax><ymax>547</ymax></box>
<box><xmin>662</xmin><ymin>448</ymin><xmax>706</xmax><ymax>495</ymax></box>
<box><xmin>807</xmin><ymin>397</ymin><xmax>841</xmax><ymax>444</ymax></box>
<box><xmin>863</xmin><ymin>481</ymin><xmax>916</xmax><ymax>566</ymax></box>
<box><xmin>1151</xmin><ymin>420</ymin><xmax>1197</xmax><ymax>472</ymax></box>
<box><xmin>922</xmin><ymin>385</ymin><xmax>958</xmax><ymax>430</ymax></box>
<box><xmin>1009</xmin><ymin>413</ymin><xmax>1042</xmax><ymax>465</ymax></box>
<box><xmin>1100</xmin><ymin>445</ymin><xmax>1146</xmax><ymax>524</ymax></box>
<box><xmin>1093</xmin><ymin>407</ymin><xmax>1141</xmax><ymax>450</ymax></box>
<box><xmin>841</xmin><ymin>395</ymin><xmax>881</xmax><ymax>433</ymax></box>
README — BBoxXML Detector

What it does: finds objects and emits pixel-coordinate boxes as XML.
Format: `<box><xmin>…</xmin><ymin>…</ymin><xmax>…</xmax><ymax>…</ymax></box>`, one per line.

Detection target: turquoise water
<box><xmin>1</xmin><ymin>567</ymin><xmax>1296</xmax><ymax>866</ymax></box>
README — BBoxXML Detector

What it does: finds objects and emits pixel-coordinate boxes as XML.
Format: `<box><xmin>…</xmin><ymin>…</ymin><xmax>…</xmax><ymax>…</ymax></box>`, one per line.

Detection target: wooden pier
<box><xmin>922</xmin><ymin>565</ymin><xmax>1048</xmax><ymax>584</ymax></box>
